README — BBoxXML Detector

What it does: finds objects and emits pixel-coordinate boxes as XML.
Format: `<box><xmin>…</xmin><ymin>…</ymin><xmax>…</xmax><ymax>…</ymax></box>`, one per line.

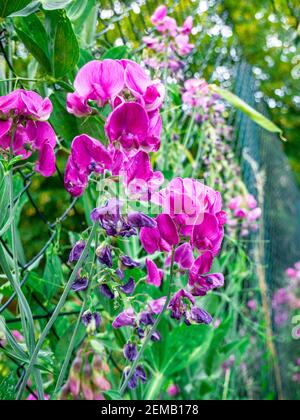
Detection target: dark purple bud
<box><xmin>97</xmin><ymin>246</ymin><xmax>113</xmax><ymax>268</ymax></box>
<box><xmin>115</xmin><ymin>268</ymin><xmax>125</xmax><ymax>280</ymax></box>
<box><xmin>126</xmin><ymin>372</ymin><xmax>138</xmax><ymax>390</ymax></box>
<box><xmin>121</xmin><ymin>255</ymin><xmax>141</xmax><ymax>269</ymax></box>
<box><xmin>120</xmin><ymin>278</ymin><xmax>135</xmax><ymax>295</ymax></box>
<box><xmin>128</xmin><ymin>212</ymin><xmax>157</xmax><ymax>229</ymax></box>
<box><xmin>71</xmin><ymin>277</ymin><xmax>89</xmax><ymax>292</ymax></box>
<box><xmin>151</xmin><ymin>331</ymin><xmax>161</xmax><ymax>342</ymax></box>
<box><xmin>135</xmin><ymin>365</ymin><xmax>147</xmax><ymax>383</ymax></box>
<box><xmin>139</xmin><ymin>312</ymin><xmax>155</xmax><ymax>326</ymax></box>
<box><xmin>99</xmin><ymin>284</ymin><xmax>115</xmax><ymax>300</ymax></box>
<box><xmin>137</xmin><ymin>328</ymin><xmax>145</xmax><ymax>339</ymax></box>
<box><xmin>69</xmin><ymin>240</ymin><xmax>86</xmax><ymax>263</ymax></box>
<box><xmin>124</xmin><ymin>342</ymin><xmax>138</xmax><ymax>362</ymax></box>
<box><xmin>82</xmin><ymin>310</ymin><xmax>101</xmax><ymax>333</ymax></box>
<box><xmin>189</xmin><ymin>306</ymin><xmax>212</xmax><ymax>325</ymax></box>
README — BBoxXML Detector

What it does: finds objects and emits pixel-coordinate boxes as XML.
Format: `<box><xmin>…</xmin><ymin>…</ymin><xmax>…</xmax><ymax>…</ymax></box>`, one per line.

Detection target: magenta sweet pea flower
<box><xmin>140</xmin><ymin>213</ymin><xmax>179</xmax><ymax>254</ymax></box>
<box><xmin>148</xmin><ymin>297</ymin><xmax>167</xmax><ymax>314</ymax></box>
<box><xmin>168</xmin><ymin>289</ymin><xmax>195</xmax><ymax>320</ymax></box>
<box><xmin>151</xmin><ymin>5</ymin><xmax>168</xmax><ymax>25</ymax></box>
<box><xmin>112</xmin><ymin>308</ymin><xmax>136</xmax><ymax>329</ymax></box>
<box><xmin>188</xmin><ymin>251</ymin><xmax>224</xmax><ymax>296</ymax></box>
<box><xmin>192</xmin><ymin>213</ymin><xmax>224</xmax><ymax>256</ymax></box>
<box><xmin>0</xmin><ymin>89</ymin><xmax>52</xmax><ymax>121</ymax></box>
<box><xmin>180</xmin><ymin>16</ymin><xmax>193</xmax><ymax>35</ymax></box>
<box><xmin>0</xmin><ymin>90</ymin><xmax>56</xmax><ymax>177</ymax></box>
<box><xmin>146</xmin><ymin>259</ymin><xmax>164</xmax><ymax>287</ymax></box>
<box><xmin>67</xmin><ymin>59</ymin><xmax>125</xmax><ymax>116</ymax></box>
<box><xmin>175</xmin><ymin>34</ymin><xmax>194</xmax><ymax>56</ymax></box>
<box><xmin>64</xmin><ymin>134</ymin><xmax>112</xmax><ymax>197</ymax></box>
<box><xmin>174</xmin><ymin>243</ymin><xmax>195</xmax><ymax>270</ymax></box>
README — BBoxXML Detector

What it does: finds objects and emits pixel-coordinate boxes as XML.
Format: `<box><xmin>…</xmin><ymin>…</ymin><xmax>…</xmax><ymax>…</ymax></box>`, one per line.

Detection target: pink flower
<box><xmin>27</xmin><ymin>393</ymin><xmax>50</xmax><ymax>400</ymax></box>
<box><xmin>180</xmin><ymin>16</ymin><xmax>193</xmax><ymax>34</ymax></box>
<box><xmin>175</xmin><ymin>34</ymin><xmax>194</xmax><ymax>56</ymax></box>
<box><xmin>124</xmin><ymin>151</ymin><xmax>164</xmax><ymax>200</ymax></box>
<box><xmin>174</xmin><ymin>243</ymin><xmax>194</xmax><ymax>270</ymax></box>
<box><xmin>105</xmin><ymin>102</ymin><xmax>161</xmax><ymax>153</ymax></box>
<box><xmin>112</xmin><ymin>308</ymin><xmax>136</xmax><ymax>329</ymax></box>
<box><xmin>151</xmin><ymin>5</ymin><xmax>168</xmax><ymax>25</ymax></box>
<box><xmin>286</xmin><ymin>268</ymin><xmax>298</xmax><ymax>279</ymax></box>
<box><xmin>246</xmin><ymin>194</ymin><xmax>258</xmax><ymax>209</ymax></box>
<box><xmin>67</xmin><ymin>60</ymin><xmax>125</xmax><ymax>116</ymax></box>
<box><xmin>247</xmin><ymin>300</ymin><xmax>257</xmax><ymax>312</ymax></box>
<box><xmin>146</xmin><ymin>259</ymin><xmax>164</xmax><ymax>287</ymax></box>
<box><xmin>192</xmin><ymin>213</ymin><xmax>224</xmax><ymax>256</ymax></box>
<box><xmin>167</xmin><ymin>384</ymin><xmax>180</xmax><ymax>397</ymax></box>
<box><xmin>140</xmin><ymin>214</ymin><xmax>179</xmax><ymax>254</ymax></box>
<box><xmin>148</xmin><ymin>297</ymin><xmax>167</xmax><ymax>314</ymax></box>
<box><xmin>188</xmin><ymin>252</ymin><xmax>224</xmax><ymax>296</ymax></box>
<box><xmin>64</xmin><ymin>134</ymin><xmax>112</xmax><ymax>197</ymax></box>
<box><xmin>247</xmin><ymin>208</ymin><xmax>262</xmax><ymax>222</ymax></box>
<box><xmin>0</xmin><ymin>89</ymin><xmax>52</xmax><ymax>121</ymax></box>
<box><xmin>0</xmin><ymin>90</ymin><xmax>56</xmax><ymax>178</ymax></box>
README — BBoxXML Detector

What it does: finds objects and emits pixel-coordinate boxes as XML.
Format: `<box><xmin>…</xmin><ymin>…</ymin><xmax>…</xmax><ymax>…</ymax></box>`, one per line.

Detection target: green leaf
<box><xmin>0</xmin><ymin>375</ymin><xmax>18</xmax><ymax>400</ymax></box>
<box><xmin>0</xmin><ymin>162</ymin><xmax>9</xmax><ymax>235</ymax></box>
<box><xmin>14</xmin><ymin>15</ymin><xmax>52</xmax><ymax>73</ymax></box>
<box><xmin>42</xmin><ymin>0</ymin><xmax>72</xmax><ymax>10</ymax></box>
<box><xmin>0</xmin><ymin>0</ymin><xmax>32</xmax><ymax>17</ymax></box>
<box><xmin>50</xmin><ymin>91</ymin><xmax>79</xmax><ymax>144</ymax></box>
<box><xmin>47</xmin><ymin>10</ymin><xmax>80</xmax><ymax>78</ymax></box>
<box><xmin>210</xmin><ymin>85</ymin><xmax>286</xmax><ymax>141</ymax></box>
<box><xmin>54</xmin><ymin>322</ymin><xmax>85</xmax><ymax>364</ymax></box>
<box><xmin>102</xmin><ymin>46</ymin><xmax>129</xmax><ymax>60</ymax></box>
<box><xmin>43</xmin><ymin>246</ymin><xmax>64</xmax><ymax>301</ymax></box>
<box><xmin>103</xmin><ymin>390</ymin><xmax>122</xmax><ymax>401</ymax></box>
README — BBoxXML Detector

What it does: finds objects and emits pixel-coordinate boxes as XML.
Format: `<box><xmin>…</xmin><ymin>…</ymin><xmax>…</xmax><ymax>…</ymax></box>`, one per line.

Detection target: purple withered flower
<box><xmin>128</xmin><ymin>212</ymin><xmax>157</xmax><ymax>229</ymax></box>
<box><xmin>82</xmin><ymin>310</ymin><xmax>101</xmax><ymax>334</ymax></box>
<box><xmin>151</xmin><ymin>331</ymin><xmax>161</xmax><ymax>342</ymax></box>
<box><xmin>97</xmin><ymin>246</ymin><xmax>113</xmax><ymax>268</ymax></box>
<box><xmin>139</xmin><ymin>312</ymin><xmax>155</xmax><ymax>326</ymax></box>
<box><xmin>99</xmin><ymin>284</ymin><xmax>115</xmax><ymax>300</ymax></box>
<box><xmin>137</xmin><ymin>328</ymin><xmax>145</xmax><ymax>339</ymax></box>
<box><xmin>185</xmin><ymin>306</ymin><xmax>213</xmax><ymax>326</ymax></box>
<box><xmin>124</xmin><ymin>342</ymin><xmax>138</xmax><ymax>362</ymax></box>
<box><xmin>168</xmin><ymin>289</ymin><xmax>195</xmax><ymax>321</ymax></box>
<box><xmin>115</xmin><ymin>268</ymin><xmax>125</xmax><ymax>281</ymax></box>
<box><xmin>71</xmin><ymin>276</ymin><xmax>89</xmax><ymax>292</ymax></box>
<box><xmin>112</xmin><ymin>308</ymin><xmax>136</xmax><ymax>329</ymax></box>
<box><xmin>120</xmin><ymin>278</ymin><xmax>135</xmax><ymax>295</ymax></box>
<box><xmin>69</xmin><ymin>240</ymin><xmax>86</xmax><ymax>263</ymax></box>
<box><xmin>135</xmin><ymin>365</ymin><xmax>147</xmax><ymax>383</ymax></box>
<box><xmin>121</xmin><ymin>255</ymin><xmax>141</xmax><ymax>269</ymax></box>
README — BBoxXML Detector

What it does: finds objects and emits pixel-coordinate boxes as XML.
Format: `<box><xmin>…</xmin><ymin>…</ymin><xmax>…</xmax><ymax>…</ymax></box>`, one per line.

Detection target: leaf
<box><xmin>14</xmin><ymin>15</ymin><xmax>52</xmax><ymax>73</ymax></box>
<box><xmin>50</xmin><ymin>91</ymin><xmax>79</xmax><ymax>144</ymax></box>
<box><xmin>144</xmin><ymin>372</ymin><xmax>164</xmax><ymax>401</ymax></box>
<box><xmin>102</xmin><ymin>46</ymin><xmax>129</xmax><ymax>60</ymax></box>
<box><xmin>210</xmin><ymin>85</ymin><xmax>286</xmax><ymax>141</ymax></box>
<box><xmin>0</xmin><ymin>0</ymin><xmax>32</xmax><ymax>17</ymax></box>
<box><xmin>103</xmin><ymin>390</ymin><xmax>122</xmax><ymax>401</ymax></box>
<box><xmin>54</xmin><ymin>322</ymin><xmax>85</xmax><ymax>364</ymax></box>
<box><xmin>47</xmin><ymin>10</ymin><xmax>80</xmax><ymax>78</ymax></box>
<box><xmin>0</xmin><ymin>162</ymin><xmax>9</xmax><ymax>235</ymax></box>
<box><xmin>41</xmin><ymin>0</ymin><xmax>72</xmax><ymax>10</ymax></box>
<box><xmin>8</xmin><ymin>1</ymin><xmax>40</xmax><ymax>17</ymax></box>
<box><xmin>43</xmin><ymin>246</ymin><xmax>64</xmax><ymax>301</ymax></box>
<box><xmin>0</xmin><ymin>375</ymin><xmax>18</xmax><ymax>400</ymax></box>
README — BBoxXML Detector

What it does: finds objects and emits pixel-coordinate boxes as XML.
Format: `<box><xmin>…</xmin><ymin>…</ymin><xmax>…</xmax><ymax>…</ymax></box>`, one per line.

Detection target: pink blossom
<box><xmin>188</xmin><ymin>251</ymin><xmax>224</xmax><ymax>296</ymax></box>
<box><xmin>151</xmin><ymin>5</ymin><xmax>168</xmax><ymax>25</ymax></box>
<box><xmin>247</xmin><ymin>300</ymin><xmax>257</xmax><ymax>312</ymax></box>
<box><xmin>0</xmin><ymin>91</ymin><xmax>56</xmax><ymax>177</ymax></box>
<box><xmin>140</xmin><ymin>214</ymin><xmax>179</xmax><ymax>254</ymax></box>
<box><xmin>112</xmin><ymin>308</ymin><xmax>136</xmax><ymax>329</ymax></box>
<box><xmin>167</xmin><ymin>384</ymin><xmax>180</xmax><ymax>397</ymax></box>
<box><xmin>146</xmin><ymin>259</ymin><xmax>164</xmax><ymax>287</ymax></box>
<box><xmin>148</xmin><ymin>297</ymin><xmax>167</xmax><ymax>314</ymax></box>
<box><xmin>174</xmin><ymin>243</ymin><xmax>194</xmax><ymax>270</ymax></box>
<box><xmin>180</xmin><ymin>16</ymin><xmax>193</xmax><ymax>34</ymax></box>
<box><xmin>67</xmin><ymin>60</ymin><xmax>125</xmax><ymax>116</ymax></box>
<box><xmin>0</xmin><ymin>89</ymin><xmax>52</xmax><ymax>121</ymax></box>
<box><xmin>64</xmin><ymin>134</ymin><xmax>112</xmax><ymax>197</ymax></box>
<box><xmin>286</xmin><ymin>268</ymin><xmax>297</xmax><ymax>279</ymax></box>
<box><xmin>192</xmin><ymin>213</ymin><xmax>224</xmax><ymax>256</ymax></box>
<box><xmin>175</xmin><ymin>34</ymin><xmax>194</xmax><ymax>56</ymax></box>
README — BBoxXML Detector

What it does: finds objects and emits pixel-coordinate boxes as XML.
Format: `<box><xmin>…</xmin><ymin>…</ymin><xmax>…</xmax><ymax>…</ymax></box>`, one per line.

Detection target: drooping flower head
<box><xmin>0</xmin><ymin>90</ymin><xmax>56</xmax><ymax>177</ymax></box>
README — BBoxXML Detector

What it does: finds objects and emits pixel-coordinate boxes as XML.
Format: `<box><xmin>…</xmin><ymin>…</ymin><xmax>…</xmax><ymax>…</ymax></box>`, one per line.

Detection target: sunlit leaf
<box><xmin>0</xmin><ymin>0</ymin><xmax>32</xmax><ymax>17</ymax></box>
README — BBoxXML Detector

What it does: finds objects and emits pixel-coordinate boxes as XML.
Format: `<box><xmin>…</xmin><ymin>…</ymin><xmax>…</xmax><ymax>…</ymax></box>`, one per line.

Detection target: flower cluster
<box><xmin>64</xmin><ymin>59</ymin><xmax>165</xmax><ymax>198</ymax></box>
<box><xmin>143</xmin><ymin>6</ymin><xmax>194</xmax><ymax>73</ymax></box>
<box><xmin>141</xmin><ymin>177</ymin><xmax>226</xmax><ymax>319</ymax></box>
<box><xmin>60</xmin><ymin>348</ymin><xmax>111</xmax><ymax>400</ymax></box>
<box><xmin>0</xmin><ymin>90</ymin><xmax>56</xmax><ymax>177</ymax></box>
<box><xmin>272</xmin><ymin>262</ymin><xmax>300</xmax><ymax>327</ymax></box>
<box><xmin>227</xmin><ymin>194</ymin><xmax>262</xmax><ymax>237</ymax></box>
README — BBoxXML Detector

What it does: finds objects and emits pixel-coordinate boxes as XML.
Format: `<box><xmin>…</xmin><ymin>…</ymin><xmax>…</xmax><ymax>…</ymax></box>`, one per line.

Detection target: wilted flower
<box><xmin>120</xmin><ymin>278</ymin><xmax>135</xmax><ymax>295</ymax></box>
<box><xmin>112</xmin><ymin>308</ymin><xmax>136</xmax><ymax>329</ymax></box>
<box><xmin>69</xmin><ymin>240</ymin><xmax>86</xmax><ymax>263</ymax></box>
<box><xmin>82</xmin><ymin>311</ymin><xmax>101</xmax><ymax>334</ymax></box>
<box><xmin>124</xmin><ymin>342</ymin><xmax>138</xmax><ymax>362</ymax></box>
<box><xmin>99</xmin><ymin>284</ymin><xmax>115</xmax><ymax>300</ymax></box>
<box><xmin>97</xmin><ymin>246</ymin><xmax>113</xmax><ymax>268</ymax></box>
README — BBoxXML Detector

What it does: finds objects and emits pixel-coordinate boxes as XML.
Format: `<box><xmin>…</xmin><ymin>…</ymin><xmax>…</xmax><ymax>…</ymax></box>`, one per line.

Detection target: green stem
<box><xmin>7</xmin><ymin>128</ymin><xmax>44</xmax><ymax>400</ymax></box>
<box><xmin>16</xmin><ymin>223</ymin><xmax>98</xmax><ymax>401</ymax></box>
<box><xmin>119</xmin><ymin>247</ymin><xmax>176</xmax><ymax>396</ymax></box>
<box><xmin>53</xmin><ymin>251</ymin><xmax>97</xmax><ymax>396</ymax></box>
